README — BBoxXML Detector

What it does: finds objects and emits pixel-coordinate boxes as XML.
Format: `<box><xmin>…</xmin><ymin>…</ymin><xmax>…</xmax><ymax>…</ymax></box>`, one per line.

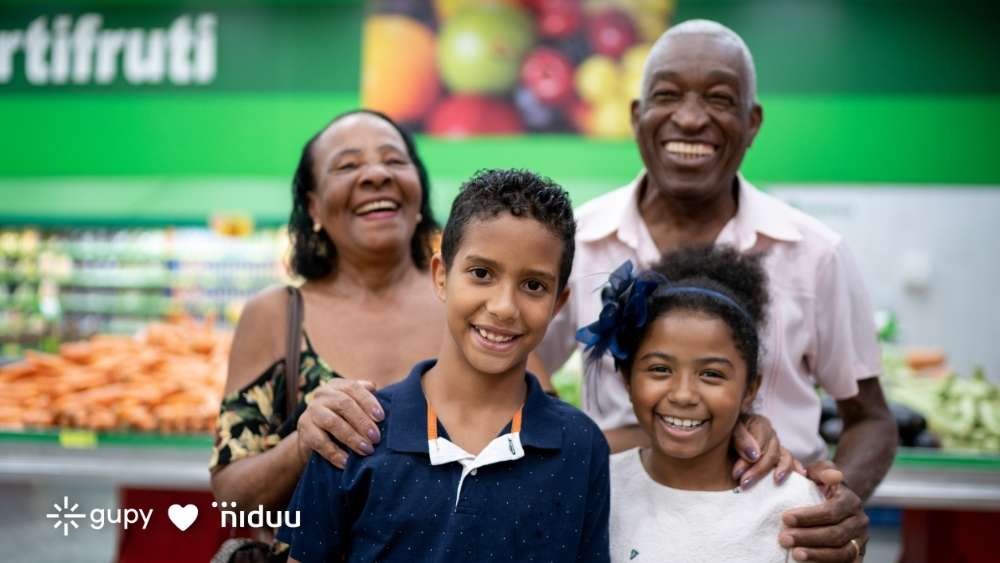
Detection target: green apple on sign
<box><xmin>437</xmin><ymin>4</ymin><xmax>536</xmax><ymax>95</ymax></box>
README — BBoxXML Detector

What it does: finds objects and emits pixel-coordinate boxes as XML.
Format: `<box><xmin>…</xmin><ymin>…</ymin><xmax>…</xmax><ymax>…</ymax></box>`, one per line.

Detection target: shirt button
<box><xmin>470</xmin><ymin>469</ymin><xmax>477</xmax><ymax>476</ymax></box>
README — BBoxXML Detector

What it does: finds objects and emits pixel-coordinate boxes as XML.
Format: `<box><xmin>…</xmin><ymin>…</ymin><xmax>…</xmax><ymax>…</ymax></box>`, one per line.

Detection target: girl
<box><xmin>578</xmin><ymin>246</ymin><xmax>836</xmax><ymax>563</ymax></box>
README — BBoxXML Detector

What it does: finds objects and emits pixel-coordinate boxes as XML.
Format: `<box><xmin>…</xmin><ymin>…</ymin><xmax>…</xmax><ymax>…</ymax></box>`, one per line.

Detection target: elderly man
<box><xmin>536</xmin><ymin>19</ymin><xmax>896</xmax><ymax>563</ymax></box>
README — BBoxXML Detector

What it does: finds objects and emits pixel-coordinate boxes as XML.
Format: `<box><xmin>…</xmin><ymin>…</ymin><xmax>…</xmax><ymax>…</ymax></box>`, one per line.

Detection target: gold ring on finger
<box><xmin>849</xmin><ymin>538</ymin><xmax>861</xmax><ymax>560</ymax></box>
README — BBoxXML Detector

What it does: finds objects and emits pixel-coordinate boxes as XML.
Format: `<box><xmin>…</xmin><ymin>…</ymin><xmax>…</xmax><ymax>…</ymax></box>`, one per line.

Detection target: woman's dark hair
<box><xmin>440</xmin><ymin>168</ymin><xmax>576</xmax><ymax>292</ymax></box>
<box><xmin>288</xmin><ymin>109</ymin><xmax>439</xmax><ymax>279</ymax></box>
<box><xmin>618</xmin><ymin>246</ymin><xmax>769</xmax><ymax>391</ymax></box>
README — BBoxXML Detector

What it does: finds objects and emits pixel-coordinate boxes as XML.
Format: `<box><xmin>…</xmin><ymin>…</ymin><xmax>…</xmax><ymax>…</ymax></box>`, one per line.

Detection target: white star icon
<box><xmin>46</xmin><ymin>496</ymin><xmax>86</xmax><ymax>537</ymax></box>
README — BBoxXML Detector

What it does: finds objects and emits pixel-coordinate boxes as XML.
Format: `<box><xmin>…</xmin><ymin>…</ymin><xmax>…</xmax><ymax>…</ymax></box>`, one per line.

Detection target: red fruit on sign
<box><xmin>537</xmin><ymin>0</ymin><xmax>583</xmax><ymax>39</ymax></box>
<box><xmin>520</xmin><ymin>47</ymin><xmax>575</xmax><ymax>106</ymax></box>
<box><xmin>587</xmin><ymin>9</ymin><xmax>638</xmax><ymax>58</ymax></box>
<box><xmin>427</xmin><ymin>95</ymin><xmax>524</xmax><ymax>137</ymax></box>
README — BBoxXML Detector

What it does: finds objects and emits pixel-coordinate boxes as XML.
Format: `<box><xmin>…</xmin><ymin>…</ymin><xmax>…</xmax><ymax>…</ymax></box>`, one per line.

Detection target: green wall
<box><xmin>1</xmin><ymin>0</ymin><xmax>998</xmax><ymax>226</ymax></box>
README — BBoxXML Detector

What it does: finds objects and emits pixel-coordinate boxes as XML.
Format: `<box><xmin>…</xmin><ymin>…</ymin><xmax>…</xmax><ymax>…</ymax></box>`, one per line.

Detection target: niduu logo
<box><xmin>212</xmin><ymin>501</ymin><xmax>300</xmax><ymax>529</ymax></box>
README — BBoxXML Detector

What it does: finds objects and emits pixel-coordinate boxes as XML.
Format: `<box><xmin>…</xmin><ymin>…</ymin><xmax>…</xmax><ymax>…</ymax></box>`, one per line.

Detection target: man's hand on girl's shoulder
<box><xmin>297</xmin><ymin>378</ymin><xmax>383</xmax><ymax>469</ymax></box>
<box><xmin>779</xmin><ymin>460</ymin><xmax>868</xmax><ymax>562</ymax></box>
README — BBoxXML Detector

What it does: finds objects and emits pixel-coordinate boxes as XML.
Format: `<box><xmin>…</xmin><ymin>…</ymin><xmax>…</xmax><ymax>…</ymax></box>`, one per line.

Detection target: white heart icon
<box><xmin>167</xmin><ymin>504</ymin><xmax>198</xmax><ymax>531</ymax></box>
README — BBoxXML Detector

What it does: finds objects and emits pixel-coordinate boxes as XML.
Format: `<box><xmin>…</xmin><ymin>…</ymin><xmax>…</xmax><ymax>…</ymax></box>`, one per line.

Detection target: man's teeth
<box><xmin>476</xmin><ymin>327</ymin><xmax>515</xmax><ymax>343</ymax></box>
<box><xmin>356</xmin><ymin>200</ymin><xmax>399</xmax><ymax>214</ymax></box>
<box><xmin>665</xmin><ymin>141</ymin><xmax>715</xmax><ymax>159</ymax></box>
<box><xmin>660</xmin><ymin>415</ymin><xmax>707</xmax><ymax>429</ymax></box>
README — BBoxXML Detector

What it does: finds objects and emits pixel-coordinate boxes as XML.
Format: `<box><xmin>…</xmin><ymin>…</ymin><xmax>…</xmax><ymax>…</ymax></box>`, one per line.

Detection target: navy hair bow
<box><xmin>575</xmin><ymin>261</ymin><xmax>664</xmax><ymax>362</ymax></box>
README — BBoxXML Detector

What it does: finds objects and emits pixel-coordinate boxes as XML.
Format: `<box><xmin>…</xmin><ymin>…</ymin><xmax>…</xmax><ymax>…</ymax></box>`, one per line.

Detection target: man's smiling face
<box><xmin>631</xmin><ymin>31</ymin><xmax>762</xmax><ymax>203</ymax></box>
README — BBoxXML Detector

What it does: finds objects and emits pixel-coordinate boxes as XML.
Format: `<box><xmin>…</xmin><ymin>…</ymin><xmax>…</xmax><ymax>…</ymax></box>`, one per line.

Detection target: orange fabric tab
<box><xmin>426</xmin><ymin>403</ymin><xmax>438</xmax><ymax>441</ymax></box>
<box><xmin>425</xmin><ymin>403</ymin><xmax>523</xmax><ymax>442</ymax></box>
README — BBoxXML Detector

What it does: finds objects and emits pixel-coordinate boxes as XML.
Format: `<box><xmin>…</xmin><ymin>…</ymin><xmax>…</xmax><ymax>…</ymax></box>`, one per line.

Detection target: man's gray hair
<box><xmin>643</xmin><ymin>19</ymin><xmax>758</xmax><ymax>109</ymax></box>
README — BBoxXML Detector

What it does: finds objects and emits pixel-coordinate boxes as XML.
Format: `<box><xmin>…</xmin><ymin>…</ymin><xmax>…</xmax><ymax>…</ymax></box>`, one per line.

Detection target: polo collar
<box><xmin>576</xmin><ymin>170</ymin><xmax>803</xmax><ymax>252</ymax></box>
<box><xmin>384</xmin><ymin>359</ymin><xmax>563</xmax><ymax>455</ymax></box>
<box><xmin>426</xmin><ymin>404</ymin><xmax>524</xmax><ymax>468</ymax></box>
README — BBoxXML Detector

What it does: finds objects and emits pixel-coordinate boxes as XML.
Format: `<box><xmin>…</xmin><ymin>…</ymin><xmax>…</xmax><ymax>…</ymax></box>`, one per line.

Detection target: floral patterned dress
<box><xmin>210</xmin><ymin>332</ymin><xmax>339</xmax><ymax>559</ymax></box>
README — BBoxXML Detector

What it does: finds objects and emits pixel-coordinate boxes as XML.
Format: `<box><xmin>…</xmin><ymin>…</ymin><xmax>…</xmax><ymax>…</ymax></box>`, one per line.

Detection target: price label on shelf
<box><xmin>58</xmin><ymin>429</ymin><xmax>98</xmax><ymax>449</ymax></box>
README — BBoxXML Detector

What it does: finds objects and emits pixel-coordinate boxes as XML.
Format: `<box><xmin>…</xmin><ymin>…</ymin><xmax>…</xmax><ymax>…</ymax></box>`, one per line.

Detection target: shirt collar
<box><xmin>577</xmin><ymin>171</ymin><xmax>644</xmax><ymax>244</ymax></box>
<box><xmin>385</xmin><ymin>359</ymin><xmax>563</xmax><ymax>455</ymax></box>
<box><xmin>720</xmin><ymin>174</ymin><xmax>803</xmax><ymax>251</ymax></box>
<box><xmin>577</xmin><ymin>170</ymin><xmax>802</xmax><ymax>252</ymax></box>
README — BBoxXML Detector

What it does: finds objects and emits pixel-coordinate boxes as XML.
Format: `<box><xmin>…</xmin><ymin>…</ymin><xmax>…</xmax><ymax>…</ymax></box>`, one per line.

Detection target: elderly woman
<box><xmin>209</xmin><ymin>110</ymin><xmax>444</xmax><ymax>558</ymax></box>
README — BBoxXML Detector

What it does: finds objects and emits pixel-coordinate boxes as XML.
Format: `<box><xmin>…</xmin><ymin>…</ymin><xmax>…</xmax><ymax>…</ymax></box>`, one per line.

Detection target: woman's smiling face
<box><xmin>628</xmin><ymin>309</ymin><xmax>757</xmax><ymax>465</ymax></box>
<box><xmin>308</xmin><ymin>113</ymin><xmax>423</xmax><ymax>262</ymax></box>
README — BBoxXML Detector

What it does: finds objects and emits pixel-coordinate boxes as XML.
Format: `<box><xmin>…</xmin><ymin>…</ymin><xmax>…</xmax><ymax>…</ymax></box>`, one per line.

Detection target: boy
<box><xmin>279</xmin><ymin>169</ymin><xmax>610</xmax><ymax>562</ymax></box>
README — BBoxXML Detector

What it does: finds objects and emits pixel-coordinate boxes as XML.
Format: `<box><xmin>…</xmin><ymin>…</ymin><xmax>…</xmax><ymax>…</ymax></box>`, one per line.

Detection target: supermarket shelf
<box><xmin>1</xmin><ymin>432</ymin><xmax>998</xmax><ymax>507</ymax></box>
<box><xmin>0</xmin><ymin>431</ymin><xmax>213</xmax><ymax>490</ymax></box>
<box><xmin>0</xmin><ymin>430</ymin><xmax>212</xmax><ymax>448</ymax></box>
<box><xmin>870</xmin><ymin>463</ymin><xmax>1000</xmax><ymax>511</ymax></box>
<box><xmin>0</xmin><ymin>442</ymin><xmax>211</xmax><ymax>490</ymax></box>
<box><xmin>869</xmin><ymin>449</ymin><xmax>1000</xmax><ymax>510</ymax></box>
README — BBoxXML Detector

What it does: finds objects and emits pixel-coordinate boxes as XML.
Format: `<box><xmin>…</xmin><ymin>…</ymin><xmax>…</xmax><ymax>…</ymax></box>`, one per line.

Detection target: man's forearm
<box><xmin>833</xmin><ymin>379</ymin><xmax>897</xmax><ymax>500</ymax></box>
<box><xmin>833</xmin><ymin>417</ymin><xmax>896</xmax><ymax>500</ymax></box>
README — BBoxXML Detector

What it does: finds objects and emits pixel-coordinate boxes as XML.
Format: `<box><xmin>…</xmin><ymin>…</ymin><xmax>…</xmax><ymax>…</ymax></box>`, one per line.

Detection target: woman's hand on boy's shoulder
<box><xmin>730</xmin><ymin>414</ymin><xmax>800</xmax><ymax>490</ymax></box>
<box><xmin>297</xmin><ymin>378</ymin><xmax>384</xmax><ymax>469</ymax></box>
<box><xmin>778</xmin><ymin>460</ymin><xmax>867</xmax><ymax>562</ymax></box>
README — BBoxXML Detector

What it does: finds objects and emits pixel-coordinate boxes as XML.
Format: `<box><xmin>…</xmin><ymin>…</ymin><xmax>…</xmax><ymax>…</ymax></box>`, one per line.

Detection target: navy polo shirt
<box><xmin>279</xmin><ymin>359</ymin><xmax>610</xmax><ymax>562</ymax></box>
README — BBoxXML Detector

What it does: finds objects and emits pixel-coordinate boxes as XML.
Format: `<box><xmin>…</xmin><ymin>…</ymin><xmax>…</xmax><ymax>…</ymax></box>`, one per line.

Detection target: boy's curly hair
<box><xmin>440</xmin><ymin>169</ymin><xmax>576</xmax><ymax>291</ymax></box>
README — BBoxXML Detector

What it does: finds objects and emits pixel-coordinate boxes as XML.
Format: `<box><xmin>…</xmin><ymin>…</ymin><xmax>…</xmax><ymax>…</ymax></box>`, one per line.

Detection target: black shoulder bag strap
<box><xmin>283</xmin><ymin>286</ymin><xmax>304</xmax><ymax>423</ymax></box>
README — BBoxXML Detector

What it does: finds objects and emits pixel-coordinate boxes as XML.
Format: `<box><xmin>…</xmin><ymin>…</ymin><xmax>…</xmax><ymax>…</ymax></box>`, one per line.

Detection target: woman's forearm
<box><xmin>211</xmin><ymin>431</ymin><xmax>309</xmax><ymax>511</ymax></box>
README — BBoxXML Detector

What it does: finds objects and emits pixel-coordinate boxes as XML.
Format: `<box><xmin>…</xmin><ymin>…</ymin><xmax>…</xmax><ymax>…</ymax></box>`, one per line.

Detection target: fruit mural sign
<box><xmin>361</xmin><ymin>0</ymin><xmax>674</xmax><ymax>138</ymax></box>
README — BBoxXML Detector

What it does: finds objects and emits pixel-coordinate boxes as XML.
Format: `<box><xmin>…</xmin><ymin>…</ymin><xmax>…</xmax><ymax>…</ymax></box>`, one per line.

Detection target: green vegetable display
<box><xmin>884</xmin><ymin>347</ymin><xmax>1000</xmax><ymax>452</ymax></box>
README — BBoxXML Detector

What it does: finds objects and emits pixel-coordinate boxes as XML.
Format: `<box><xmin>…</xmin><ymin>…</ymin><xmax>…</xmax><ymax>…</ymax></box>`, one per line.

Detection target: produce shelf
<box><xmin>0</xmin><ymin>430</ymin><xmax>998</xmax><ymax>508</ymax></box>
<box><xmin>0</xmin><ymin>430</ymin><xmax>213</xmax><ymax>490</ymax></box>
<box><xmin>868</xmin><ymin>449</ymin><xmax>1000</xmax><ymax>510</ymax></box>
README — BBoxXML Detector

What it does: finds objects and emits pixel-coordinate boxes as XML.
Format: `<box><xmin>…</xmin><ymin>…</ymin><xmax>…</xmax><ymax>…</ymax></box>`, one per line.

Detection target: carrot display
<box><xmin>0</xmin><ymin>317</ymin><xmax>230</xmax><ymax>434</ymax></box>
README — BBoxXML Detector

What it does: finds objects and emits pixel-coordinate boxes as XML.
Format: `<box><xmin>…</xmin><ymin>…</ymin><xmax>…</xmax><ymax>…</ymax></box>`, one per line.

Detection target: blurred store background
<box><xmin>1</xmin><ymin>0</ymin><xmax>999</xmax><ymax>561</ymax></box>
